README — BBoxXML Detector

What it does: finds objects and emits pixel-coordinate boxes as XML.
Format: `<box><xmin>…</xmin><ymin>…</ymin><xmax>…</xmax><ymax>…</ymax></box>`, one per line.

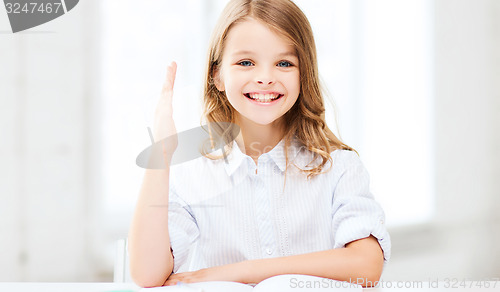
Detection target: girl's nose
<box><xmin>255</xmin><ymin>68</ymin><xmax>275</xmax><ymax>85</ymax></box>
<box><xmin>257</xmin><ymin>79</ymin><xmax>274</xmax><ymax>85</ymax></box>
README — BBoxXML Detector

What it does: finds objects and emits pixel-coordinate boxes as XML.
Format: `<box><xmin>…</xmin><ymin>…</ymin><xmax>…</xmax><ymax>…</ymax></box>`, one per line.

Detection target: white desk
<box><xmin>1</xmin><ymin>282</ymin><xmax>499</xmax><ymax>291</ymax></box>
<box><xmin>0</xmin><ymin>283</ymin><xmax>139</xmax><ymax>292</ymax></box>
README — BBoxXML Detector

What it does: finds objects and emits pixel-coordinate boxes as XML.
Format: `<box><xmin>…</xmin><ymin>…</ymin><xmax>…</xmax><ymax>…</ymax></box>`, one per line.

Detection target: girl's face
<box><xmin>215</xmin><ymin>18</ymin><xmax>300</xmax><ymax>128</ymax></box>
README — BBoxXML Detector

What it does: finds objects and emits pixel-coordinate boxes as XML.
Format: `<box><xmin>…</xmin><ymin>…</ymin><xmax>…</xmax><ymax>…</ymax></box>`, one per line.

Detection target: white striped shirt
<box><xmin>168</xmin><ymin>138</ymin><xmax>391</xmax><ymax>273</ymax></box>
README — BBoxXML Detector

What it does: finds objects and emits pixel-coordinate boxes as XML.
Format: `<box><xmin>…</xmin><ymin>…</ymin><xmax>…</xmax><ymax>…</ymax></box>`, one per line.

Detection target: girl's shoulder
<box><xmin>327</xmin><ymin>148</ymin><xmax>364</xmax><ymax>172</ymax></box>
<box><xmin>168</xmin><ymin>153</ymin><xmax>229</xmax><ymax>202</ymax></box>
<box><xmin>291</xmin><ymin>146</ymin><xmax>362</xmax><ymax>177</ymax></box>
<box><xmin>330</xmin><ymin>148</ymin><xmax>360</xmax><ymax>162</ymax></box>
<box><xmin>289</xmin><ymin>136</ymin><xmax>360</xmax><ymax>170</ymax></box>
<box><xmin>169</xmin><ymin>153</ymin><xmax>225</xmax><ymax>176</ymax></box>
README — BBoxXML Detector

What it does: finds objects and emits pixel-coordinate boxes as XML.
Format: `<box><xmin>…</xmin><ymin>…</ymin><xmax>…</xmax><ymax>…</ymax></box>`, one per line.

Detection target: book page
<box><xmin>253</xmin><ymin>274</ymin><xmax>362</xmax><ymax>292</ymax></box>
<box><xmin>140</xmin><ymin>281</ymin><xmax>254</xmax><ymax>292</ymax></box>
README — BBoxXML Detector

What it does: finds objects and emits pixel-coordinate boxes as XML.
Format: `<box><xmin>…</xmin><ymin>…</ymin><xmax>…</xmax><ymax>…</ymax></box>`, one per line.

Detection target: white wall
<box><xmin>0</xmin><ymin>0</ymin><xmax>105</xmax><ymax>281</ymax></box>
<box><xmin>383</xmin><ymin>0</ymin><xmax>500</xmax><ymax>281</ymax></box>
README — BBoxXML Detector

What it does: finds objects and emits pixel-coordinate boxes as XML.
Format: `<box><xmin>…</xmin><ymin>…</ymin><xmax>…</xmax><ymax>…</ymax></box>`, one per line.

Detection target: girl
<box><xmin>128</xmin><ymin>0</ymin><xmax>390</xmax><ymax>288</ymax></box>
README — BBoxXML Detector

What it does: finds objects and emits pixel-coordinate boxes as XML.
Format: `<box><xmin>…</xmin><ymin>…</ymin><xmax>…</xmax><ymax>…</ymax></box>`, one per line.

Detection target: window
<box><xmin>354</xmin><ymin>0</ymin><xmax>434</xmax><ymax>226</ymax></box>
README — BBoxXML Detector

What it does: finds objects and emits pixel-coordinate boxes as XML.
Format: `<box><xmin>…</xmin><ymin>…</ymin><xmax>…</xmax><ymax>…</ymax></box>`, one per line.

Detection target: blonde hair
<box><xmin>202</xmin><ymin>0</ymin><xmax>356</xmax><ymax>179</ymax></box>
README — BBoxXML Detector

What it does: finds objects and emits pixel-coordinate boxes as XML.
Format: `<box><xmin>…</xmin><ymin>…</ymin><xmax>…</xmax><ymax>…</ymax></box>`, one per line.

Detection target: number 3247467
<box><xmin>5</xmin><ymin>2</ymin><xmax>62</xmax><ymax>14</ymax></box>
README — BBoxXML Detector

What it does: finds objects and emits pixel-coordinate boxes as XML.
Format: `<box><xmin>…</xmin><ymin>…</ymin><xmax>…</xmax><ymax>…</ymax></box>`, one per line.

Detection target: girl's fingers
<box><xmin>152</xmin><ymin>62</ymin><xmax>179</xmax><ymax>153</ymax></box>
<box><xmin>168</xmin><ymin>61</ymin><xmax>177</xmax><ymax>88</ymax></box>
<box><xmin>162</xmin><ymin>61</ymin><xmax>177</xmax><ymax>95</ymax></box>
<box><xmin>157</xmin><ymin>62</ymin><xmax>177</xmax><ymax>119</ymax></box>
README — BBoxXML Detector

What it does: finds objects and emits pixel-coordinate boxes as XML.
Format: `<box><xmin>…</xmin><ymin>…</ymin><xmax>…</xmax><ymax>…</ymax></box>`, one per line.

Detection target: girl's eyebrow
<box><xmin>231</xmin><ymin>50</ymin><xmax>253</xmax><ymax>56</ymax></box>
<box><xmin>278</xmin><ymin>51</ymin><xmax>298</xmax><ymax>58</ymax></box>
<box><xmin>231</xmin><ymin>50</ymin><xmax>297</xmax><ymax>58</ymax></box>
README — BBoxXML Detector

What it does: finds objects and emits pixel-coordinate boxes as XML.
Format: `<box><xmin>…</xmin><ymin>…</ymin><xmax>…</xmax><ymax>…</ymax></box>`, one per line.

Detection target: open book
<box><xmin>140</xmin><ymin>274</ymin><xmax>362</xmax><ymax>291</ymax></box>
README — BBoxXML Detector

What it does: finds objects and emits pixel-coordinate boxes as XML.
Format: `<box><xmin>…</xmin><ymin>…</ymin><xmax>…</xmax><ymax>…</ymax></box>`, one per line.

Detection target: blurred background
<box><xmin>1</xmin><ymin>0</ymin><xmax>499</xmax><ymax>282</ymax></box>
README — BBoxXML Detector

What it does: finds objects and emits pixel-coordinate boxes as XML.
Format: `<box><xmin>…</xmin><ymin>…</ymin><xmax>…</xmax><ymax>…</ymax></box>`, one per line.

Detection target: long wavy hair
<box><xmin>202</xmin><ymin>0</ymin><xmax>356</xmax><ymax>179</ymax></box>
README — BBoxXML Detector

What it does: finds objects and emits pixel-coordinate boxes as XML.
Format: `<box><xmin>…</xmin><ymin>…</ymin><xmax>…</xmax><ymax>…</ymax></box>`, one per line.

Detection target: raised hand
<box><xmin>129</xmin><ymin>63</ymin><xmax>179</xmax><ymax>286</ymax></box>
<box><xmin>153</xmin><ymin>62</ymin><xmax>178</xmax><ymax>165</ymax></box>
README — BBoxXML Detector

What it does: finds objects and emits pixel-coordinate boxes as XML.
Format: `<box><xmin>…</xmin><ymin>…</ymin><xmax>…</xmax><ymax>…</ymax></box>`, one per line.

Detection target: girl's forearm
<box><xmin>128</xmin><ymin>169</ymin><xmax>174</xmax><ymax>287</ymax></box>
<box><xmin>244</xmin><ymin>236</ymin><xmax>384</xmax><ymax>287</ymax></box>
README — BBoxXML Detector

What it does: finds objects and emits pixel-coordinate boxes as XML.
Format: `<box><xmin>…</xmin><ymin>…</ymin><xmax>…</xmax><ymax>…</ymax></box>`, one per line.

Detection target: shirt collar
<box><xmin>222</xmin><ymin>140</ymin><xmax>247</xmax><ymax>177</ymax></box>
<box><xmin>223</xmin><ymin>136</ymin><xmax>304</xmax><ymax>176</ymax></box>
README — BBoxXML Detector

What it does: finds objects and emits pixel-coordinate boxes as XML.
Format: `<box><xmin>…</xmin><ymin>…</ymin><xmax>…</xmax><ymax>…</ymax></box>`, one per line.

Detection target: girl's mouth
<box><xmin>244</xmin><ymin>93</ymin><xmax>284</xmax><ymax>103</ymax></box>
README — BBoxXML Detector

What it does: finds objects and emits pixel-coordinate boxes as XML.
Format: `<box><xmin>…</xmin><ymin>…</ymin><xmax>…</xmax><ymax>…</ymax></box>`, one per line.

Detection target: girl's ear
<box><xmin>213</xmin><ymin>68</ymin><xmax>225</xmax><ymax>91</ymax></box>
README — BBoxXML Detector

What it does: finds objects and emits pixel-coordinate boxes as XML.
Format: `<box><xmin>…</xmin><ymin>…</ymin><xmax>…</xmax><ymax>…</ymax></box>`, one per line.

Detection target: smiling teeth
<box><xmin>248</xmin><ymin>93</ymin><xmax>280</xmax><ymax>102</ymax></box>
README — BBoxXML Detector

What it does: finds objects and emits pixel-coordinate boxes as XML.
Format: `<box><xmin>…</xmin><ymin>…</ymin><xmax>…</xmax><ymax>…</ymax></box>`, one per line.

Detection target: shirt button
<box><xmin>265</xmin><ymin>248</ymin><xmax>273</xmax><ymax>255</ymax></box>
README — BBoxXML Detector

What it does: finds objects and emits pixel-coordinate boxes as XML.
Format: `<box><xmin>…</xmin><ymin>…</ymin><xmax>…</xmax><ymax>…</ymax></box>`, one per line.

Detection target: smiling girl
<box><xmin>128</xmin><ymin>0</ymin><xmax>390</xmax><ymax>288</ymax></box>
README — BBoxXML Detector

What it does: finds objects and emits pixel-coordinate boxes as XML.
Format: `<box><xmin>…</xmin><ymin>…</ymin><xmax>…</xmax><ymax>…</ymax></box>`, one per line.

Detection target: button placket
<box><xmin>254</xmin><ymin>162</ymin><xmax>278</xmax><ymax>258</ymax></box>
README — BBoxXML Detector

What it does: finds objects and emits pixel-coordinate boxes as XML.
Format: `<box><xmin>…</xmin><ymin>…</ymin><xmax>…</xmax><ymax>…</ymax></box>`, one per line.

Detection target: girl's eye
<box><xmin>277</xmin><ymin>61</ymin><xmax>293</xmax><ymax>68</ymax></box>
<box><xmin>238</xmin><ymin>60</ymin><xmax>254</xmax><ymax>67</ymax></box>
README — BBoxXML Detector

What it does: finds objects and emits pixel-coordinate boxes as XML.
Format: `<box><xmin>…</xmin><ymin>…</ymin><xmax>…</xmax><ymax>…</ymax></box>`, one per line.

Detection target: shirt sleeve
<box><xmin>168</xmin><ymin>183</ymin><xmax>200</xmax><ymax>273</ymax></box>
<box><xmin>330</xmin><ymin>151</ymin><xmax>391</xmax><ymax>262</ymax></box>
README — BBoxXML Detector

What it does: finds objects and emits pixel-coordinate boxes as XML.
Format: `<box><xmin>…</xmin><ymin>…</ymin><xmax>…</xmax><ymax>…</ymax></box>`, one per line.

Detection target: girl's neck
<box><xmin>235</xmin><ymin>117</ymin><xmax>285</xmax><ymax>163</ymax></box>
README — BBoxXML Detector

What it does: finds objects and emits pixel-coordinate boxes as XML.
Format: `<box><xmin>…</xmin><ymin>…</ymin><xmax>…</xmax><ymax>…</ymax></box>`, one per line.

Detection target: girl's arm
<box><xmin>164</xmin><ymin>235</ymin><xmax>384</xmax><ymax>287</ymax></box>
<box><xmin>128</xmin><ymin>62</ymin><xmax>178</xmax><ymax>288</ymax></box>
<box><xmin>245</xmin><ymin>235</ymin><xmax>384</xmax><ymax>286</ymax></box>
<box><xmin>128</xmin><ymin>169</ymin><xmax>174</xmax><ymax>287</ymax></box>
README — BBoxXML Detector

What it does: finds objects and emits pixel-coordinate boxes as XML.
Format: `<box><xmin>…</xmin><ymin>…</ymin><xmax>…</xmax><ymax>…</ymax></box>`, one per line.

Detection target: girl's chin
<box><xmin>236</xmin><ymin>114</ymin><xmax>284</xmax><ymax>128</ymax></box>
